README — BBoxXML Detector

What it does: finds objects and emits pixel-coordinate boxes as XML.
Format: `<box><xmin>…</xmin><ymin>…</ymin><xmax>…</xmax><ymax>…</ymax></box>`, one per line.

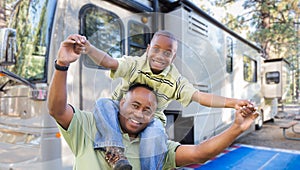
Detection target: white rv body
<box><xmin>0</xmin><ymin>0</ymin><xmax>285</xmax><ymax>169</ymax></box>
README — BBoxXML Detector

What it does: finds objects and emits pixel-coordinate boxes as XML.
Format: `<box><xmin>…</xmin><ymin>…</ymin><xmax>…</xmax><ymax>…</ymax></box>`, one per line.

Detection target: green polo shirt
<box><xmin>111</xmin><ymin>53</ymin><xmax>198</xmax><ymax>124</ymax></box>
<box><xmin>58</xmin><ymin>106</ymin><xmax>180</xmax><ymax>170</ymax></box>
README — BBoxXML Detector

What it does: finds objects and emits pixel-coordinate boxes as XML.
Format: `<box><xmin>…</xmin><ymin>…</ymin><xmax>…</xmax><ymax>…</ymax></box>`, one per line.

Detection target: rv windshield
<box><xmin>3</xmin><ymin>0</ymin><xmax>56</xmax><ymax>82</ymax></box>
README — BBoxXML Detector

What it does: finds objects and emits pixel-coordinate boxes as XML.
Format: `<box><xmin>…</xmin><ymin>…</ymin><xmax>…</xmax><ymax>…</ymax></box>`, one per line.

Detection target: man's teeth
<box><xmin>131</xmin><ymin>119</ymin><xmax>140</xmax><ymax>124</ymax></box>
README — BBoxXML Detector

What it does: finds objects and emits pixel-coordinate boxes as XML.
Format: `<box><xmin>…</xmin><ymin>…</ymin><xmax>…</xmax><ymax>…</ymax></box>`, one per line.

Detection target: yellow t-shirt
<box><xmin>111</xmin><ymin>53</ymin><xmax>198</xmax><ymax>124</ymax></box>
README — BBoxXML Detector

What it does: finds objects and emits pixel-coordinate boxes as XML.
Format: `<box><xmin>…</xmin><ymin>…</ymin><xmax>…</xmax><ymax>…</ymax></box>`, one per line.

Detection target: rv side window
<box><xmin>266</xmin><ymin>71</ymin><xmax>280</xmax><ymax>84</ymax></box>
<box><xmin>243</xmin><ymin>55</ymin><xmax>257</xmax><ymax>82</ymax></box>
<box><xmin>80</xmin><ymin>5</ymin><xmax>123</xmax><ymax>69</ymax></box>
<box><xmin>128</xmin><ymin>21</ymin><xmax>150</xmax><ymax>56</ymax></box>
<box><xmin>226</xmin><ymin>37</ymin><xmax>233</xmax><ymax>73</ymax></box>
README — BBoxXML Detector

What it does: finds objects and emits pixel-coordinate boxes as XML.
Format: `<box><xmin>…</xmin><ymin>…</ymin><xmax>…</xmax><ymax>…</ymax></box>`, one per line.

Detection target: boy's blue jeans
<box><xmin>93</xmin><ymin>98</ymin><xmax>168</xmax><ymax>169</ymax></box>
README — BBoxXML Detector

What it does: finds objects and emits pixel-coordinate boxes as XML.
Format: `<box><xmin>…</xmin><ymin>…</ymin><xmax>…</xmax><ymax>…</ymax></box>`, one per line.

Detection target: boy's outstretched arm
<box><xmin>191</xmin><ymin>91</ymin><xmax>254</xmax><ymax>110</ymax></box>
<box><xmin>74</xmin><ymin>34</ymin><xmax>119</xmax><ymax>70</ymax></box>
<box><xmin>174</xmin><ymin>106</ymin><xmax>258</xmax><ymax>167</ymax></box>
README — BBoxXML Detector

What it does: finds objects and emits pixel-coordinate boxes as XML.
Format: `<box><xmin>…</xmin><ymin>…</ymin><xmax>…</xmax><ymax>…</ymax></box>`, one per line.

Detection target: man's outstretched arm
<box><xmin>174</xmin><ymin>107</ymin><xmax>258</xmax><ymax>167</ymax></box>
<box><xmin>47</xmin><ymin>34</ymin><xmax>84</xmax><ymax>129</ymax></box>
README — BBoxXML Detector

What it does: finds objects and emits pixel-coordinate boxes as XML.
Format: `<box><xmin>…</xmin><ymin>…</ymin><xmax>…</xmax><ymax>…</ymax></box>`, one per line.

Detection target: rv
<box><xmin>0</xmin><ymin>0</ymin><xmax>286</xmax><ymax>169</ymax></box>
<box><xmin>262</xmin><ymin>58</ymin><xmax>291</xmax><ymax>100</ymax></box>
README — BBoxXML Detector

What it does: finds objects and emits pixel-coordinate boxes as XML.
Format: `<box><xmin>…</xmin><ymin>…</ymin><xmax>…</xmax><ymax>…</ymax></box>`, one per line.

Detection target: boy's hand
<box><xmin>235</xmin><ymin>100</ymin><xmax>255</xmax><ymax>110</ymax></box>
<box><xmin>233</xmin><ymin>99</ymin><xmax>258</xmax><ymax>117</ymax></box>
<box><xmin>57</xmin><ymin>34</ymin><xmax>89</xmax><ymax>65</ymax></box>
<box><xmin>72</xmin><ymin>35</ymin><xmax>92</xmax><ymax>55</ymax></box>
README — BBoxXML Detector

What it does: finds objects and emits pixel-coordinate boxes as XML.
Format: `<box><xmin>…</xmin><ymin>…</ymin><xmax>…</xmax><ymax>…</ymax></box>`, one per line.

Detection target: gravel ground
<box><xmin>233</xmin><ymin>104</ymin><xmax>300</xmax><ymax>151</ymax></box>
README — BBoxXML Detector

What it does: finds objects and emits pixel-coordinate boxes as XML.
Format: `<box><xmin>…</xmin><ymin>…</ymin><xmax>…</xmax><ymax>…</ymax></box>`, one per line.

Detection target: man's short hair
<box><xmin>128</xmin><ymin>83</ymin><xmax>154</xmax><ymax>92</ymax></box>
<box><xmin>128</xmin><ymin>83</ymin><xmax>158</xmax><ymax>102</ymax></box>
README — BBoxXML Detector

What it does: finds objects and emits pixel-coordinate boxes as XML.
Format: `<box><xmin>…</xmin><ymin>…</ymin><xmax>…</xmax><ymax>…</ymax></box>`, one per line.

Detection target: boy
<box><xmin>69</xmin><ymin>30</ymin><xmax>254</xmax><ymax>169</ymax></box>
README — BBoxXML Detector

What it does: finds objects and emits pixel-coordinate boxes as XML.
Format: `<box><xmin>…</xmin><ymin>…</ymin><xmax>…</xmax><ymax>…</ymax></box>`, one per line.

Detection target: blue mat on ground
<box><xmin>182</xmin><ymin>144</ymin><xmax>300</xmax><ymax>170</ymax></box>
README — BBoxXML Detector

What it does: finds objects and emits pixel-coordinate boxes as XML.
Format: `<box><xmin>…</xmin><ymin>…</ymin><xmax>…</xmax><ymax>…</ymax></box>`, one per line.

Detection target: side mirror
<box><xmin>0</xmin><ymin>28</ymin><xmax>17</xmax><ymax>66</ymax></box>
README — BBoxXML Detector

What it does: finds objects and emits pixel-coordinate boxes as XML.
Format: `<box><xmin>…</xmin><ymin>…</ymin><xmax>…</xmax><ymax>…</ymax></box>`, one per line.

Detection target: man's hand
<box><xmin>57</xmin><ymin>34</ymin><xmax>88</xmax><ymax>66</ymax></box>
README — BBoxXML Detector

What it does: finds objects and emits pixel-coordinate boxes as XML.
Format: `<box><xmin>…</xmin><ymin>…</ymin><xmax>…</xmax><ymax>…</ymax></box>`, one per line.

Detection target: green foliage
<box><xmin>213</xmin><ymin>0</ymin><xmax>299</xmax><ymax>59</ymax></box>
<box><xmin>211</xmin><ymin>0</ymin><xmax>300</xmax><ymax>100</ymax></box>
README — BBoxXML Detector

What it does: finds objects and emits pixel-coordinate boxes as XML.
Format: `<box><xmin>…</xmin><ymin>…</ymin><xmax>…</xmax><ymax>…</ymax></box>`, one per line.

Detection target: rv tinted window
<box><xmin>80</xmin><ymin>5</ymin><xmax>123</xmax><ymax>69</ymax></box>
<box><xmin>266</xmin><ymin>71</ymin><xmax>280</xmax><ymax>84</ymax></box>
<box><xmin>128</xmin><ymin>21</ymin><xmax>150</xmax><ymax>56</ymax></box>
<box><xmin>243</xmin><ymin>55</ymin><xmax>257</xmax><ymax>82</ymax></box>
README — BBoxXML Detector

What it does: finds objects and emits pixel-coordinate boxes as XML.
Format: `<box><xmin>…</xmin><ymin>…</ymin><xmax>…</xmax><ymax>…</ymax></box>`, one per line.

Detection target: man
<box><xmin>47</xmin><ymin>36</ymin><xmax>258</xmax><ymax>170</ymax></box>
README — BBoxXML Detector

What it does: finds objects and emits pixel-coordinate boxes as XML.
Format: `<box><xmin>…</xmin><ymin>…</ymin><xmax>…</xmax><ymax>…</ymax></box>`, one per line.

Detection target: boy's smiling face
<box><xmin>146</xmin><ymin>35</ymin><xmax>177</xmax><ymax>74</ymax></box>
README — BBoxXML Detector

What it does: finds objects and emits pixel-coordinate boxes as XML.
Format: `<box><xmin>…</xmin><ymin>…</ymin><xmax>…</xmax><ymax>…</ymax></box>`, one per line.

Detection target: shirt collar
<box><xmin>119</xmin><ymin>122</ymin><xmax>140</xmax><ymax>143</ymax></box>
<box><xmin>122</xmin><ymin>131</ymin><xmax>140</xmax><ymax>143</ymax></box>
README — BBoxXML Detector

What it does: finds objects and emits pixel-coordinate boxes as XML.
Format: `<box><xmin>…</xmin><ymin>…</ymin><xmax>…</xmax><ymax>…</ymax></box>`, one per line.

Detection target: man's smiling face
<box><xmin>119</xmin><ymin>86</ymin><xmax>157</xmax><ymax>138</ymax></box>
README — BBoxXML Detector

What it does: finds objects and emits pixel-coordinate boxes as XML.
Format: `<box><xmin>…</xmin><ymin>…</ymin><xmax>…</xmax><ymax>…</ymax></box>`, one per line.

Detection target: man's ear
<box><xmin>120</xmin><ymin>98</ymin><xmax>125</xmax><ymax>107</ymax></box>
<box><xmin>146</xmin><ymin>44</ymin><xmax>150</xmax><ymax>53</ymax></box>
<box><xmin>171</xmin><ymin>53</ymin><xmax>177</xmax><ymax>62</ymax></box>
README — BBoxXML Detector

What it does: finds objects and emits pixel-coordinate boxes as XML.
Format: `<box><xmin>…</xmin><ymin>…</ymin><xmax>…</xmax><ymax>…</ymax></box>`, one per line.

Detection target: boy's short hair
<box><xmin>152</xmin><ymin>30</ymin><xmax>177</xmax><ymax>42</ymax></box>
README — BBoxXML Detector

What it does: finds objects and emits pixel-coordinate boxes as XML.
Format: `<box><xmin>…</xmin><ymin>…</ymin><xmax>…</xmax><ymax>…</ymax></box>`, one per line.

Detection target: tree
<box><xmin>212</xmin><ymin>0</ymin><xmax>299</xmax><ymax>60</ymax></box>
<box><xmin>208</xmin><ymin>0</ymin><xmax>300</xmax><ymax>100</ymax></box>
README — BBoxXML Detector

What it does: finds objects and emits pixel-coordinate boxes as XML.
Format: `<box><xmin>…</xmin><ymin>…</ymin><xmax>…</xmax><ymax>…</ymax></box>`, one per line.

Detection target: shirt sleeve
<box><xmin>110</xmin><ymin>56</ymin><xmax>136</xmax><ymax>79</ymax></box>
<box><xmin>163</xmin><ymin>140</ymin><xmax>181</xmax><ymax>169</ymax></box>
<box><xmin>176</xmin><ymin>76</ymin><xmax>199</xmax><ymax>107</ymax></box>
<box><xmin>57</xmin><ymin>106</ymin><xmax>96</xmax><ymax>156</ymax></box>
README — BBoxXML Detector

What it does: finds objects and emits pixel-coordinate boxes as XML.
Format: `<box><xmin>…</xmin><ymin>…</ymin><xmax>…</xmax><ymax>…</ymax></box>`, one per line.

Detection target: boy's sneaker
<box><xmin>104</xmin><ymin>146</ymin><xmax>132</xmax><ymax>170</ymax></box>
<box><xmin>114</xmin><ymin>159</ymin><xmax>132</xmax><ymax>170</ymax></box>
